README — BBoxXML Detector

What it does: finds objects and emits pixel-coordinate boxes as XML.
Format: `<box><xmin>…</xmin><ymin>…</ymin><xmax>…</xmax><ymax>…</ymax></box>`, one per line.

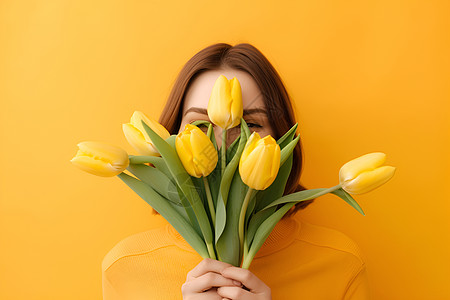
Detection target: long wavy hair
<box><xmin>157</xmin><ymin>43</ymin><xmax>313</xmax><ymax>219</ymax></box>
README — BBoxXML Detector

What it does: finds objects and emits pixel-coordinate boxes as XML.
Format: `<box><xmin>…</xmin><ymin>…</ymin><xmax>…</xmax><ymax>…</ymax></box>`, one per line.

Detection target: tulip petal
<box><xmin>251</xmin><ymin>124</ymin><xmax>298</xmax><ymax>212</ymax></box>
<box><xmin>339</xmin><ymin>152</ymin><xmax>386</xmax><ymax>182</ymax></box>
<box><xmin>240</xmin><ymin>132</ymin><xmax>260</xmax><ymax>162</ymax></box>
<box><xmin>71</xmin><ymin>155</ymin><xmax>123</xmax><ymax>177</ymax></box>
<box><xmin>176</xmin><ymin>131</ymin><xmax>199</xmax><ymax>177</ymax></box>
<box><xmin>239</xmin><ymin>135</ymin><xmax>280</xmax><ymax>190</ymax></box>
<box><xmin>208</xmin><ymin>75</ymin><xmax>232</xmax><ymax>128</ymax></box>
<box><xmin>123</xmin><ymin>123</ymin><xmax>159</xmax><ymax>156</ymax></box>
<box><xmin>77</xmin><ymin>141</ymin><xmax>129</xmax><ymax>164</ymax></box>
<box><xmin>245</xmin><ymin>145</ymin><xmax>268</xmax><ymax>190</ymax></box>
<box><xmin>259</xmin><ymin>147</ymin><xmax>275</xmax><ymax>190</ymax></box>
<box><xmin>342</xmin><ymin>166</ymin><xmax>396</xmax><ymax>194</ymax></box>
<box><xmin>71</xmin><ymin>141</ymin><xmax>129</xmax><ymax>177</ymax></box>
<box><xmin>131</xmin><ymin>111</ymin><xmax>170</xmax><ymax>140</ymax></box>
<box><xmin>190</xmin><ymin>127</ymin><xmax>218</xmax><ymax>176</ymax></box>
<box><xmin>270</xmin><ymin>143</ymin><xmax>281</xmax><ymax>180</ymax></box>
<box><xmin>229</xmin><ymin>77</ymin><xmax>243</xmax><ymax>128</ymax></box>
<box><xmin>176</xmin><ymin>124</ymin><xmax>218</xmax><ymax>178</ymax></box>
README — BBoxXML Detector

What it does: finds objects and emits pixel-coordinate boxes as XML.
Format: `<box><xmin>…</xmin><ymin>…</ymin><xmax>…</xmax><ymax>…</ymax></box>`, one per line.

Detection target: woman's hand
<box><xmin>217</xmin><ymin>266</ymin><xmax>272</xmax><ymax>300</ymax></box>
<box><xmin>181</xmin><ymin>258</ymin><xmax>244</xmax><ymax>299</ymax></box>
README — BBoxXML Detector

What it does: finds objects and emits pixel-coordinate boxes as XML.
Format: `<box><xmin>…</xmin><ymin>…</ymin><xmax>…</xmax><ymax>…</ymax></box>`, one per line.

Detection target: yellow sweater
<box><xmin>102</xmin><ymin>217</ymin><xmax>370</xmax><ymax>299</ymax></box>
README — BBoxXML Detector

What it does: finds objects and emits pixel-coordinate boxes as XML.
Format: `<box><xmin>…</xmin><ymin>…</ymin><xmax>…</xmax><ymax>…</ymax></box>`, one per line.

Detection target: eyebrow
<box><xmin>184</xmin><ymin>107</ymin><xmax>268</xmax><ymax>117</ymax></box>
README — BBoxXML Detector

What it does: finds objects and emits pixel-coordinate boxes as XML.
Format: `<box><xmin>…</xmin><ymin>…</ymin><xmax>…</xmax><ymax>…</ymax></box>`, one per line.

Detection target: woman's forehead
<box><xmin>182</xmin><ymin>69</ymin><xmax>265</xmax><ymax>113</ymax></box>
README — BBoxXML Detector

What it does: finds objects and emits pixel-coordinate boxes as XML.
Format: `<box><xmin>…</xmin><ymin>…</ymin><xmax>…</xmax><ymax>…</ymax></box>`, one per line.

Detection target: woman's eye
<box><xmin>247</xmin><ymin>123</ymin><xmax>262</xmax><ymax>128</ymax></box>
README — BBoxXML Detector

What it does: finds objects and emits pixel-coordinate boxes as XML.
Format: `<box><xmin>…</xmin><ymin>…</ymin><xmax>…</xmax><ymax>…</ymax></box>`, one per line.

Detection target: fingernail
<box><xmin>232</xmin><ymin>280</ymin><xmax>242</xmax><ymax>286</ymax></box>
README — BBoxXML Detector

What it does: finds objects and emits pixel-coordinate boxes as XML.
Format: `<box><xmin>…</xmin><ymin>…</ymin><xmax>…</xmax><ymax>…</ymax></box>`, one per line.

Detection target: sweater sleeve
<box><xmin>102</xmin><ymin>271</ymin><xmax>121</xmax><ymax>300</ymax></box>
<box><xmin>344</xmin><ymin>264</ymin><xmax>371</xmax><ymax>300</ymax></box>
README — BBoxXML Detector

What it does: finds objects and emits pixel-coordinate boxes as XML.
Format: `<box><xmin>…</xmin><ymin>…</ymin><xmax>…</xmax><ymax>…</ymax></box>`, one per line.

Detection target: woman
<box><xmin>102</xmin><ymin>43</ymin><xmax>370</xmax><ymax>299</ymax></box>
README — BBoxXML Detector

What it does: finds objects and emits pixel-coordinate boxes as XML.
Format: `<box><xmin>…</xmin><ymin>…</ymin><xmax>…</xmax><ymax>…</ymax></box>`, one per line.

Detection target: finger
<box><xmin>217</xmin><ymin>286</ymin><xmax>252</xmax><ymax>300</ymax></box>
<box><xmin>187</xmin><ymin>258</ymin><xmax>234</xmax><ymax>281</ymax></box>
<box><xmin>221</xmin><ymin>267</ymin><xmax>263</xmax><ymax>292</ymax></box>
<box><xmin>207</xmin><ymin>287</ymin><xmax>231</xmax><ymax>300</ymax></box>
<box><xmin>183</xmin><ymin>272</ymin><xmax>240</xmax><ymax>294</ymax></box>
<box><xmin>190</xmin><ymin>288</ymin><xmax>223</xmax><ymax>300</ymax></box>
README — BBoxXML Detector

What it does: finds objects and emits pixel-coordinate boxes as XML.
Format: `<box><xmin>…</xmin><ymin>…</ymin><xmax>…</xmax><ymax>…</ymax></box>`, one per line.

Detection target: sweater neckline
<box><xmin>166</xmin><ymin>217</ymin><xmax>300</xmax><ymax>259</ymax></box>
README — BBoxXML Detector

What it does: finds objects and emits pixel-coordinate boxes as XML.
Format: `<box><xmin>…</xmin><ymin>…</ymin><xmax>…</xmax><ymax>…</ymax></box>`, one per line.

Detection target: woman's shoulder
<box><xmin>102</xmin><ymin>224</ymin><xmax>172</xmax><ymax>272</ymax></box>
<box><xmin>294</xmin><ymin>218</ymin><xmax>366</xmax><ymax>264</ymax></box>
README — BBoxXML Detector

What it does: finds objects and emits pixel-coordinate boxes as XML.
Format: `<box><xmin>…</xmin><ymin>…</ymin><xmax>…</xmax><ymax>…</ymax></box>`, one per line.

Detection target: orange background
<box><xmin>1</xmin><ymin>1</ymin><xmax>449</xmax><ymax>299</ymax></box>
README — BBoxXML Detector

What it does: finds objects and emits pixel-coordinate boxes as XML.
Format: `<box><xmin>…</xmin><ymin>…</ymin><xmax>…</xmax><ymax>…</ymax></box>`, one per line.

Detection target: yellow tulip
<box><xmin>239</xmin><ymin>132</ymin><xmax>281</xmax><ymax>190</ymax></box>
<box><xmin>176</xmin><ymin>124</ymin><xmax>218</xmax><ymax>178</ymax></box>
<box><xmin>71</xmin><ymin>141</ymin><xmax>129</xmax><ymax>177</ymax></box>
<box><xmin>123</xmin><ymin>111</ymin><xmax>170</xmax><ymax>156</ymax></box>
<box><xmin>339</xmin><ymin>152</ymin><xmax>396</xmax><ymax>194</ymax></box>
<box><xmin>207</xmin><ymin>75</ymin><xmax>243</xmax><ymax>130</ymax></box>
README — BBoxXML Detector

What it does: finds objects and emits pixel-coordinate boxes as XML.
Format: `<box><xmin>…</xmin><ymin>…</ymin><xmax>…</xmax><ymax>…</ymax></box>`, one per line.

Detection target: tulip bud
<box><xmin>207</xmin><ymin>75</ymin><xmax>243</xmax><ymax>130</ymax></box>
<box><xmin>71</xmin><ymin>141</ymin><xmax>129</xmax><ymax>177</ymax></box>
<box><xmin>123</xmin><ymin>111</ymin><xmax>170</xmax><ymax>156</ymax></box>
<box><xmin>339</xmin><ymin>152</ymin><xmax>396</xmax><ymax>194</ymax></box>
<box><xmin>176</xmin><ymin>124</ymin><xmax>218</xmax><ymax>178</ymax></box>
<box><xmin>239</xmin><ymin>132</ymin><xmax>281</xmax><ymax>190</ymax></box>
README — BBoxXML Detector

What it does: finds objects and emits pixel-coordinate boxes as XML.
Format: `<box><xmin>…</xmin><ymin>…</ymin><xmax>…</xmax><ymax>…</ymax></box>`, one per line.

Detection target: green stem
<box><xmin>239</xmin><ymin>188</ymin><xmax>254</xmax><ymax>259</ymax></box>
<box><xmin>221</xmin><ymin>129</ymin><xmax>227</xmax><ymax>177</ymax></box>
<box><xmin>242</xmin><ymin>230</ymin><xmax>249</xmax><ymax>267</ymax></box>
<box><xmin>202</xmin><ymin>176</ymin><xmax>215</xmax><ymax>227</ymax></box>
<box><xmin>206</xmin><ymin>242</ymin><xmax>216</xmax><ymax>260</ymax></box>
<box><xmin>314</xmin><ymin>184</ymin><xmax>342</xmax><ymax>198</ymax></box>
<box><xmin>242</xmin><ymin>249</ymin><xmax>253</xmax><ymax>269</ymax></box>
<box><xmin>128</xmin><ymin>155</ymin><xmax>157</xmax><ymax>164</ymax></box>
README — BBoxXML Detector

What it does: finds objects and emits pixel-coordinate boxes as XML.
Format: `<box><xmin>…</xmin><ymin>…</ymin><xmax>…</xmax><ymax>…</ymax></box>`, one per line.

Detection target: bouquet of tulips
<box><xmin>71</xmin><ymin>75</ymin><xmax>395</xmax><ymax>269</ymax></box>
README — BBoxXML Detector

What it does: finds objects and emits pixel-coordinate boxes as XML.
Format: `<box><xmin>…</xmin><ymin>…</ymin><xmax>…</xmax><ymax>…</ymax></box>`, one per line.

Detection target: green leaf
<box><xmin>226</xmin><ymin>136</ymin><xmax>241</xmax><ymax>163</ymax></box>
<box><xmin>117</xmin><ymin>172</ymin><xmax>209</xmax><ymax>258</ymax></box>
<box><xmin>246</xmin><ymin>206</ymin><xmax>276</xmax><ymax>248</ymax></box>
<box><xmin>331</xmin><ymin>188</ymin><xmax>365</xmax><ymax>216</ymax></box>
<box><xmin>215</xmin><ymin>122</ymin><xmax>248</xmax><ymax>245</ymax></box>
<box><xmin>206</xmin><ymin>159</ymin><xmax>221</xmax><ymax>209</ymax></box>
<box><xmin>126</xmin><ymin>164</ymin><xmax>179</xmax><ymax>205</ymax></box>
<box><xmin>126</xmin><ymin>164</ymin><xmax>192</xmax><ymax>224</ymax></box>
<box><xmin>254</xmin><ymin>151</ymin><xmax>294</xmax><ymax>212</ymax></box>
<box><xmin>244</xmin><ymin>190</ymin><xmax>257</xmax><ymax>230</ymax></box>
<box><xmin>126</xmin><ymin>164</ymin><xmax>194</xmax><ymax>225</ymax></box>
<box><xmin>175</xmin><ymin>182</ymin><xmax>202</xmax><ymax>236</ymax></box>
<box><xmin>243</xmin><ymin>186</ymin><xmax>365</xmax><ymax>268</ymax></box>
<box><xmin>215</xmin><ymin>169</ymin><xmax>248</xmax><ymax>266</ymax></box>
<box><xmin>241</xmin><ymin>118</ymin><xmax>251</xmax><ymax>138</ymax></box>
<box><xmin>191</xmin><ymin>120</ymin><xmax>211</xmax><ymax>128</ymax></box>
<box><xmin>165</xmin><ymin>134</ymin><xmax>177</xmax><ymax>150</ymax></box>
<box><xmin>140</xmin><ymin>120</ymin><xmax>214</xmax><ymax>249</ymax></box>
<box><xmin>243</xmin><ymin>202</ymin><xmax>295</xmax><ymax>269</ymax></box>
<box><xmin>207</xmin><ymin>123</ymin><xmax>218</xmax><ymax>152</ymax></box>
<box><xmin>279</xmin><ymin>135</ymin><xmax>300</xmax><ymax>167</ymax></box>
<box><xmin>250</xmin><ymin>122</ymin><xmax>298</xmax><ymax>212</ymax></box>
<box><xmin>277</xmin><ymin>123</ymin><xmax>298</xmax><ymax>146</ymax></box>
<box><xmin>260</xmin><ymin>188</ymin><xmax>329</xmax><ymax>211</ymax></box>
<box><xmin>191</xmin><ymin>176</ymin><xmax>208</xmax><ymax>216</ymax></box>
<box><xmin>128</xmin><ymin>155</ymin><xmax>172</xmax><ymax>183</ymax></box>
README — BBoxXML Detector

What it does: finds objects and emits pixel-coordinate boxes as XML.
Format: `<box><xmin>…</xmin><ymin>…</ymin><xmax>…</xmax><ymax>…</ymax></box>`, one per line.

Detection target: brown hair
<box><xmin>157</xmin><ymin>43</ymin><xmax>313</xmax><ymax>219</ymax></box>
